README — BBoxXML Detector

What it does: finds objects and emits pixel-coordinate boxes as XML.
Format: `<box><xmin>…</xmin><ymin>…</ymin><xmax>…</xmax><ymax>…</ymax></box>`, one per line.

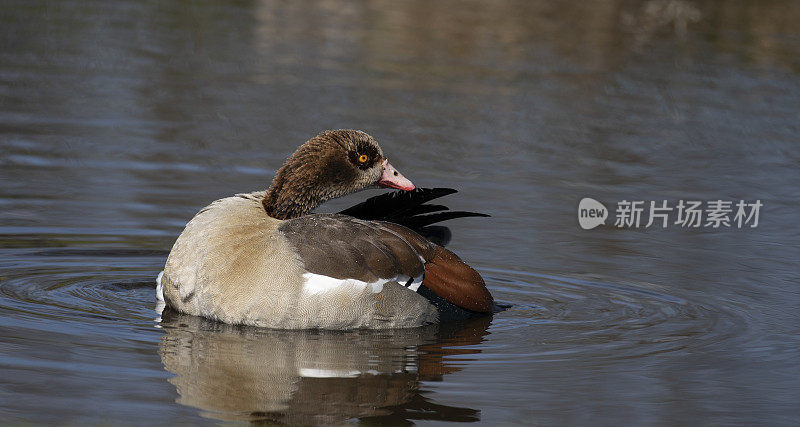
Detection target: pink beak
<box><xmin>378</xmin><ymin>159</ymin><xmax>415</xmax><ymax>191</ymax></box>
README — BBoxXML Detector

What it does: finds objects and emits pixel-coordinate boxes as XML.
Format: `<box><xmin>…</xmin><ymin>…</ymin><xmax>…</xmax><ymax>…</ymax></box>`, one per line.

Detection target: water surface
<box><xmin>2</xmin><ymin>0</ymin><xmax>799</xmax><ymax>424</ymax></box>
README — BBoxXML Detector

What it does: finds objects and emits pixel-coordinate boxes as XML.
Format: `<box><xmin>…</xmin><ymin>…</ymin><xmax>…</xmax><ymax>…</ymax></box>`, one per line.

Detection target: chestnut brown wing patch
<box><xmin>379</xmin><ymin>223</ymin><xmax>494</xmax><ymax>314</ymax></box>
<box><xmin>422</xmin><ymin>246</ymin><xmax>494</xmax><ymax>313</ymax></box>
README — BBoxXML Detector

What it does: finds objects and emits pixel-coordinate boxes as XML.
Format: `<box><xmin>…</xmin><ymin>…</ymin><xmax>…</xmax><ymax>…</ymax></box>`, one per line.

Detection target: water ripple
<box><xmin>0</xmin><ymin>248</ymin><xmax>162</xmax><ymax>329</ymax></box>
<box><xmin>481</xmin><ymin>267</ymin><xmax>746</xmax><ymax>361</ymax></box>
<box><xmin>0</xmin><ymin>249</ymin><xmax>745</xmax><ymax>363</ymax></box>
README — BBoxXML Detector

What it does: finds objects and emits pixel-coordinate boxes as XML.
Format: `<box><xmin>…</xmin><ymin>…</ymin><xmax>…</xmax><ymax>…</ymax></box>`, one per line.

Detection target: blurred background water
<box><xmin>1</xmin><ymin>0</ymin><xmax>799</xmax><ymax>424</ymax></box>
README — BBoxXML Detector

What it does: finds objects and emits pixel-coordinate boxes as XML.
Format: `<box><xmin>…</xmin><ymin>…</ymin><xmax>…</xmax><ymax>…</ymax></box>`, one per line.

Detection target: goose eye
<box><xmin>358</xmin><ymin>154</ymin><xmax>368</xmax><ymax>163</ymax></box>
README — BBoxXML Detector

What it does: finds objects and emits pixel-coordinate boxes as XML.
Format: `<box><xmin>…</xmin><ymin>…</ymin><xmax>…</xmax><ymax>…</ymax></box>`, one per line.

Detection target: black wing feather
<box><xmin>339</xmin><ymin>187</ymin><xmax>489</xmax><ymax>246</ymax></box>
<box><xmin>395</xmin><ymin>211</ymin><xmax>490</xmax><ymax>230</ymax></box>
<box><xmin>339</xmin><ymin>188</ymin><xmax>457</xmax><ymax>220</ymax></box>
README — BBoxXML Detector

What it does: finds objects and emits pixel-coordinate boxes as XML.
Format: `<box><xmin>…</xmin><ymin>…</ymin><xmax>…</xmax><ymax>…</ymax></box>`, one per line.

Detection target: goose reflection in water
<box><xmin>157</xmin><ymin>309</ymin><xmax>489</xmax><ymax>424</ymax></box>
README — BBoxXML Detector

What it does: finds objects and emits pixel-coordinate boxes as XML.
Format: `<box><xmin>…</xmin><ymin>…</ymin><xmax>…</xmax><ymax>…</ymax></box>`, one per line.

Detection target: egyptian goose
<box><xmin>158</xmin><ymin>129</ymin><xmax>494</xmax><ymax>329</ymax></box>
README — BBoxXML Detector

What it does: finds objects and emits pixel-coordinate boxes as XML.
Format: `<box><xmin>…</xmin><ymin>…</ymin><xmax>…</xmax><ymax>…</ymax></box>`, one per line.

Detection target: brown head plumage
<box><xmin>263</xmin><ymin>130</ymin><xmax>412</xmax><ymax>220</ymax></box>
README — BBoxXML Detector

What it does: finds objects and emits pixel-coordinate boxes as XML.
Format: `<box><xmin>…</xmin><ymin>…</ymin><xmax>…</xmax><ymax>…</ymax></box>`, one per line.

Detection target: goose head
<box><xmin>263</xmin><ymin>130</ymin><xmax>414</xmax><ymax>219</ymax></box>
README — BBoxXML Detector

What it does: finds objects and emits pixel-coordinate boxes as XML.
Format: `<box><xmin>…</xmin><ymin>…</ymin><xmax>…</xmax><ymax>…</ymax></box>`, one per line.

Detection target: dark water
<box><xmin>2</xmin><ymin>0</ymin><xmax>799</xmax><ymax>424</ymax></box>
